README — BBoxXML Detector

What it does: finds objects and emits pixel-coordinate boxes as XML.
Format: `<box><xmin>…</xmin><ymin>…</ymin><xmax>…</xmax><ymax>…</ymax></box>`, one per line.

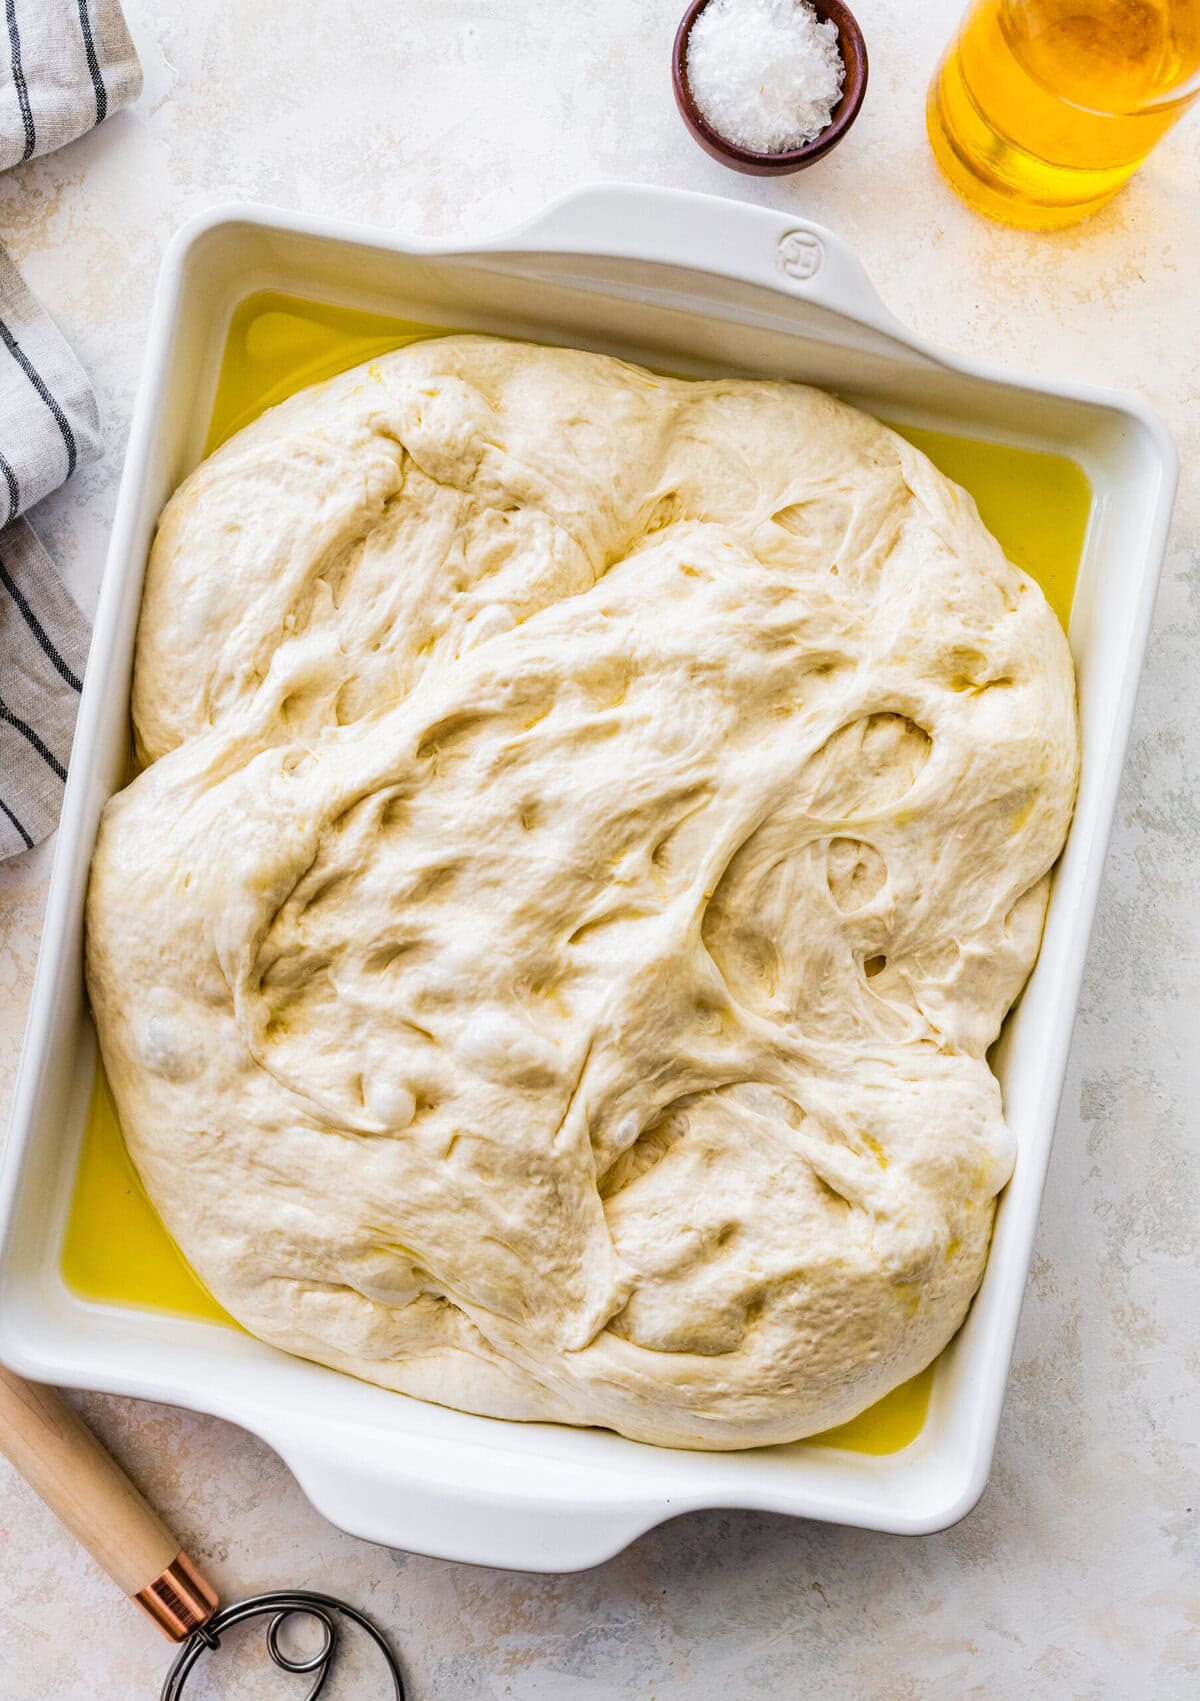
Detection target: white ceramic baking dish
<box><xmin>0</xmin><ymin>186</ymin><xmax>1176</xmax><ymax>1571</ymax></box>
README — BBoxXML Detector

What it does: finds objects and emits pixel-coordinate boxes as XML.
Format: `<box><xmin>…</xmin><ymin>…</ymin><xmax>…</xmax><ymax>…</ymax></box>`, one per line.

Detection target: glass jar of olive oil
<box><xmin>927</xmin><ymin>0</ymin><xmax>1200</xmax><ymax>227</ymax></box>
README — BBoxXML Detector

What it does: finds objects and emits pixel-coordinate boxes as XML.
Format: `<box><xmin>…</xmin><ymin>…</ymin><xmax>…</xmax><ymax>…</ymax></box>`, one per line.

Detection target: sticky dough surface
<box><xmin>86</xmin><ymin>336</ymin><xmax>1079</xmax><ymax>1448</ymax></box>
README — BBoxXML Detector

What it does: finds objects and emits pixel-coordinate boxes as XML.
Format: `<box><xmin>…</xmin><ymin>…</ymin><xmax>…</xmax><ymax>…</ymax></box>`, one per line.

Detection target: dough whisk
<box><xmin>0</xmin><ymin>1364</ymin><xmax>405</xmax><ymax>1698</ymax></box>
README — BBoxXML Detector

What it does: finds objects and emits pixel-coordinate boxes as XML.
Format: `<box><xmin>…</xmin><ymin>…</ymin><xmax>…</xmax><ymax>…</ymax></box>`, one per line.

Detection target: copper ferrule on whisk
<box><xmin>134</xmin><ymin>1550</ymin><xmax>219</xmax><ymax>1641</ymax></box>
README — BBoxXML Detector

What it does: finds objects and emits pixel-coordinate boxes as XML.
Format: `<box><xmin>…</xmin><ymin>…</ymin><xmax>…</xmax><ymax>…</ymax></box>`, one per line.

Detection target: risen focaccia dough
<box><xmin>86</xmin><ymin>336</ymin><xmax>1078</xmax><ymax>1448</ymax></box>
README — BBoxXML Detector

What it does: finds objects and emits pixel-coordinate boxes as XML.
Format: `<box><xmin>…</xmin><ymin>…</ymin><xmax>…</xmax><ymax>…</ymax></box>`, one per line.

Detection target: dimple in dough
<box><xmin>86</xmin><ymin>336</ymin><xmax>1079</xmax><ymax>1449</ymax></box>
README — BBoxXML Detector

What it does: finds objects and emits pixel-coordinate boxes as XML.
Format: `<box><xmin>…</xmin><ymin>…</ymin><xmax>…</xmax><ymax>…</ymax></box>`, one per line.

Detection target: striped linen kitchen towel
<box><xmin>2</xmin><ymin>1</ymin><xmax>142</xmax><ymax>171</ymax></box>
<box><xmin>0</xmin><ymin>0</ymin><xmax>141</xmax><ymax>858</ymax></box>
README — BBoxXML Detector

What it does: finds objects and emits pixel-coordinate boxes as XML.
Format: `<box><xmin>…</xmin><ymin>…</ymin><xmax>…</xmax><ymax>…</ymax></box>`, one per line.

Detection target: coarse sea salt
<box><xmin>687</xmin><ymin>0</ymin><xmax>845</xmax><ymax>154</ymax></box>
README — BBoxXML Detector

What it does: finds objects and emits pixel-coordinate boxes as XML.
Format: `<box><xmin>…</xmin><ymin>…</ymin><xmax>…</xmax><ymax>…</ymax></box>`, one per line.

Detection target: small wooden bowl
<box><xmin>672</xmin><ymin>0</ymin><xmax>868</xmax><ymax>177</ymax></box>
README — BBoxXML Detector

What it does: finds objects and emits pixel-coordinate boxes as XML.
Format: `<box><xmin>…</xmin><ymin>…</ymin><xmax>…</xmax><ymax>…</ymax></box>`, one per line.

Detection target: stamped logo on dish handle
<box><xmin>777</xmin><ymin>230</ymin><xmax>825</xmax><ymax>283</ymax></box>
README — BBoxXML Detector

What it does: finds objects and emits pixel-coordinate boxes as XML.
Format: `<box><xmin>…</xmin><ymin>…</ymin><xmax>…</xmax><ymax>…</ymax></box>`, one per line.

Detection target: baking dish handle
<box><xmin>275</xmin><ymin>1429</ymin><xmax>673</xmax><ymax>1573</ymax></box>
<box><xmin>479</xmin><ymin>183</ymin><xmax>913</xmax><ymax>348</ymax></box>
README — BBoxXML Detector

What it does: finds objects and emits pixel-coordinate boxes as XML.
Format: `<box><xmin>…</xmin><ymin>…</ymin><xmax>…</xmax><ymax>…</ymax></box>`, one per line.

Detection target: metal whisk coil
<box><xmin>161</xmin><ymin>1589</ymin><xmax>406</xmax><ymax>1700</ymax></box>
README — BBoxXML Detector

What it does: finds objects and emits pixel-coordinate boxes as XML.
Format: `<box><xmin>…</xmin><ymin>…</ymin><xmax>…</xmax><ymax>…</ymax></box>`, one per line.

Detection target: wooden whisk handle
<box><xmin>0</xmin><ymin>1365</ymin><xmax>218</xmax><ymax>1639</ymax></box>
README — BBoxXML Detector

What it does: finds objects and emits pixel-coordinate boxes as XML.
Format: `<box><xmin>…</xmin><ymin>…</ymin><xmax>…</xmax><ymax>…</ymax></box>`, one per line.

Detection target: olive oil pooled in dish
<box><xmin>203</xmin><ymin>292</ymin><xmax>448</xmax><ymax>454</ymax></box>
<box><xmin>62</xmin><ymin>1066</ymin><xmax>232</xmax><ymax>1326</ymax></box>
<box><xmin>62</xmin><ymin>292</ymin><xmax>1090</xmax><ymax>1453</ymax></box>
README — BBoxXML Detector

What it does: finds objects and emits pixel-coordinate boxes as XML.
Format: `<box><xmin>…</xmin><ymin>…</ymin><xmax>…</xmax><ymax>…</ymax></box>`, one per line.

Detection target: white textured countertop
<box><xmin>1</xmin><ymin>3</ymin><xmax>1197</xmax><ymax>1696</ymax></box>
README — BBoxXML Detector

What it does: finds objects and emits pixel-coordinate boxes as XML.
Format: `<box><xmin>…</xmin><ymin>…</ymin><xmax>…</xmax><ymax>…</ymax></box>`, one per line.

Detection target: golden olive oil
<box><xmin>204</xmin><ymin>292</ymin><xmax>448</xmax><ymax>454</ymax></box>
<box><xmin>61</xmin><ymin>291</ymin><xmax>1090</xmax><ymax>1452</ymax></box>
<box><xmin>886</xmin><ymin>422</ymin><xmax>1089</xmax><ymax>632</ymax></box>
<box><xmin>928</xmin><ymin>0</ymin><xmax>1200</xmax><ymax>228</ymax></box>
<box><xmin>62</xmin><ymin>1066</ymin><xmax>232</xmax><ymax>1325</ymax></box>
